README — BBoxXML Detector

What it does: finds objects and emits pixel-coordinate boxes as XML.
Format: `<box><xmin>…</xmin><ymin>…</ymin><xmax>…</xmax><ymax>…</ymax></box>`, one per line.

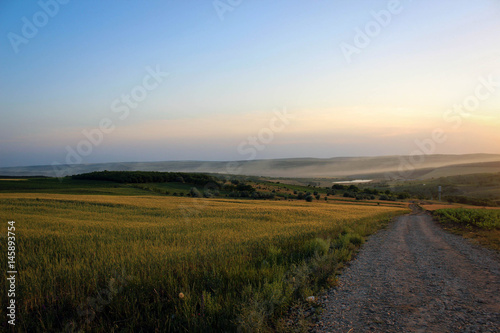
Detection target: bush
<box><xmin>190</xmin><ymin>187</ymin><xmax>202</xmax><ymax>198</ymax></box>
<box><xmin>236</xmin><ymin>183</ymin><xmax>255</xmax><ymax>193</ymax></box>
<box><xmin>334</xmin><ymin>232</ymin><xmax>364</xmax><ymax>250</ymax></box>
<box><xmin>397</xmin><ymin>192</ymin><xmax>410</xmax><ymax>200</ymax></box>
<box><xmin>379</xmin><ymin>194</ymin><xmax>391</xmax><ymax>201</ymax></box>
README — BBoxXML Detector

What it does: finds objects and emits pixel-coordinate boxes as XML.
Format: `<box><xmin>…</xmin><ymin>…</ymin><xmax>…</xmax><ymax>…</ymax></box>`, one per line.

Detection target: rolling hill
<box><xmin>1</xmin><ymin>154</ymin><xmax>500</xmax><ymax>180</ymax></box>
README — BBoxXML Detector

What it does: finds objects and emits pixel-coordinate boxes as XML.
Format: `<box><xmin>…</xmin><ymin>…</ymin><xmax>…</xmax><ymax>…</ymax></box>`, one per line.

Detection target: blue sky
<box><xmin>1</xmin><ymin>0</ymin><xmax>499</xmax><ymax>167</ymax></box>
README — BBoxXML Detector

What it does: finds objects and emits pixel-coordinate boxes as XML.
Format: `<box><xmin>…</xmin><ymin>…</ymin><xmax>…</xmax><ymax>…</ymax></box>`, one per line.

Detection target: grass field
<box><xmin>0</xmin><ymin>178</ymin><xmax>155</xmax><ymax>196</ymax></box>
<box><xmin>433</xmin><ymin>208</ymin><xmax>500</xmax><ymax>251</ymax></box>
<box><xmin>0</xmin><ymin>190</ymin><xmax>407</xmax><ymax>332</ymax></box>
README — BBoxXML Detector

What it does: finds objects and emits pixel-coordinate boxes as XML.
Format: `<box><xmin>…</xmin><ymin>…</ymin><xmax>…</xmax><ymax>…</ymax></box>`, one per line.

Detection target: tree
<box><xmin>348</xmin><ymin>185</ymin><xmax>359</xmax><ymax>192</ymax></box>
<box><xmin>236</xmin><ymin>183</ymin><xmax>255</xmax><ymax>193</ymax></box>
<box><xmin>190</xmin><ymin>187</ymin><xmax>202</xmax><ymax>198</ymax></box>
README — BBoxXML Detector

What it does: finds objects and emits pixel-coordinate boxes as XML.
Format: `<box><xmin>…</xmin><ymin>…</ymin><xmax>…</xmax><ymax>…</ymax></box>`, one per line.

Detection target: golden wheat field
<box><xmin>0</xmin><ymin>193</ymin><xmax>408</xmax><ymax>332</ymax></box>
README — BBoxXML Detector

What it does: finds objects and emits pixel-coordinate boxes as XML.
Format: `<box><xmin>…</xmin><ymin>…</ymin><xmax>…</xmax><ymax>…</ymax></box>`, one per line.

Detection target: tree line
<box><xmin>72</xmin><ymin>171</ymin><xmax>219</xmax><ymax>186</ymax></box>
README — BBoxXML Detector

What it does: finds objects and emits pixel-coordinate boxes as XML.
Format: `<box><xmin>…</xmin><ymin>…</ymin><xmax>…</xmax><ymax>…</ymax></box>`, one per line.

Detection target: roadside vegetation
<box><xmin>433</xmin><ymin>208</ymin><xmax>500</xmax><ymax>251</ymax></box>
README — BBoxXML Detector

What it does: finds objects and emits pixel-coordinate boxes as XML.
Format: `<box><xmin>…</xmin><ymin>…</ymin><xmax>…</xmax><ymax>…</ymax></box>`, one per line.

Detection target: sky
<box><xmin>1</xmin><ymin>0</ymin><xmax>500</xmax><ymax>168</ymax></box>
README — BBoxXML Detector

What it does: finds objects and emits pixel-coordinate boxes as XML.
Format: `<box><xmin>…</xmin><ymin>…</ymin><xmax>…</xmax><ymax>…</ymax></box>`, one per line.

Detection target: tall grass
<box><xmin>0</xmin><ymin>194</ymin><xmax>406</xmax><ymax>332</ymax></box>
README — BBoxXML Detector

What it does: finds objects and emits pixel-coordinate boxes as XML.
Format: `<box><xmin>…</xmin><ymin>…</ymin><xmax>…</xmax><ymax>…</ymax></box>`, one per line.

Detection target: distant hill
<box><xmin>1</xmin><ymin>154</ymin><xmax>500</xmax><ymax>180</ymax></box>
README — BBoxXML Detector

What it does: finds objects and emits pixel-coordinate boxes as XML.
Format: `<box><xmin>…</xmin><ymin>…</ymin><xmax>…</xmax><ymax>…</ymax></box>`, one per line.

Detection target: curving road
<box><xmin>315</xmin><ymin>211</ymin><xmax>500</xmax><ymax>332</ymax></box>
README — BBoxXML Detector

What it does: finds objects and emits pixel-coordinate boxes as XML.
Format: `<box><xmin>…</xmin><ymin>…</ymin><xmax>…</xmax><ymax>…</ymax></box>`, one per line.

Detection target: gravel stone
<box><xmin>314</xmin><ymin>211</ymin><xmax>500</xmax><ymax>333</ymax></box>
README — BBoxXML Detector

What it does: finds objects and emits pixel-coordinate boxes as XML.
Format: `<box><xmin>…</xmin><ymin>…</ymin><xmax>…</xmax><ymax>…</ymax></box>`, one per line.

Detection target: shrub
<box><xmin>334</xmin><ymin>232</ymin><xmax>364</xmax><ymax>250</ymax></box>
<box><xmin>236</xmin><ymin>183</ymin><xmax>255</xmax><ymax>193</ymax></box>
<box><xmin>190</xmin><ymin>187</ymin><xmax>202</xmax><ymax>198</ymax></box>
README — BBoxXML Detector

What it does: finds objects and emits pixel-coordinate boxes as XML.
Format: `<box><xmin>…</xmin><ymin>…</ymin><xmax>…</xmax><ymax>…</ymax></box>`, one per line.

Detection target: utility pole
<box><xmin>438</xmin><ymin>186</ymin><xmax>442</xmax><ymax>201</ymax></box>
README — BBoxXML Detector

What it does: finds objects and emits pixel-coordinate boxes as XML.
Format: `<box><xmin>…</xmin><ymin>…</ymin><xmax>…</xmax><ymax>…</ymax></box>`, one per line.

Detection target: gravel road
<box><xmin>315</xmin><ymin>211</ymin><xmax>500</xmax><ymax>332</ymax></box>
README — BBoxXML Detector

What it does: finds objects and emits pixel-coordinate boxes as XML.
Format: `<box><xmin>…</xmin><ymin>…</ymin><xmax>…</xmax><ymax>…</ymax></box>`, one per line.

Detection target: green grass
<box><xmin>0</xmin><ymin>194</ymin><xmax>407</xmax><ymax>332</ymax></box>
<box><xmin>433</xmin><ymin>208</ymin><xmax>500</xmax><ymax>252</ymax></box>
<box><xmin>434</xmin><ymin>208</ymin><xmax>500</xmax><ymax>230</ymax></box>
<box><xmin>0</xmin><ymin>178</ymin><xmax>154</xmax><ymax>196</ymax></box>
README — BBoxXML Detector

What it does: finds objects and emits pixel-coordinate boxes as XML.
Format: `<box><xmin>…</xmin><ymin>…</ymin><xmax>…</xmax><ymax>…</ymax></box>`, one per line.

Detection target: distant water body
<box><xmin>332</xmin><ymin>180</ymin><xmax>373</xmax><ymax>184</ymax></box>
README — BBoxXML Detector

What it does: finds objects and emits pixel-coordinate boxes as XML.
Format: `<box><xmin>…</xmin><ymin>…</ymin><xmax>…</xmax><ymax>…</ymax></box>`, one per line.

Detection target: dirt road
<box><xmin>315</xmin><ymin>211</ymin><xmax>500</xmax><ymax>332</ymax></box>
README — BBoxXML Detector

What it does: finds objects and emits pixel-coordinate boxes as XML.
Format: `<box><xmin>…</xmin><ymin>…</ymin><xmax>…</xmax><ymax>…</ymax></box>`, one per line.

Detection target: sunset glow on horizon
<box><xmin>1</xmin><ymin>0</ymin><xmax>499</xmax><ymax>167</ymax></box>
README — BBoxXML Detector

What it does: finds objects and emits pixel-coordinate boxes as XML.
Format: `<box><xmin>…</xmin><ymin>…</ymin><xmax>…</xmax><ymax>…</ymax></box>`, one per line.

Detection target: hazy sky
<box><xmin>1</xmin><ymin>0</ymin><xmax>500</xmax><ymax>167</ymax></box>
